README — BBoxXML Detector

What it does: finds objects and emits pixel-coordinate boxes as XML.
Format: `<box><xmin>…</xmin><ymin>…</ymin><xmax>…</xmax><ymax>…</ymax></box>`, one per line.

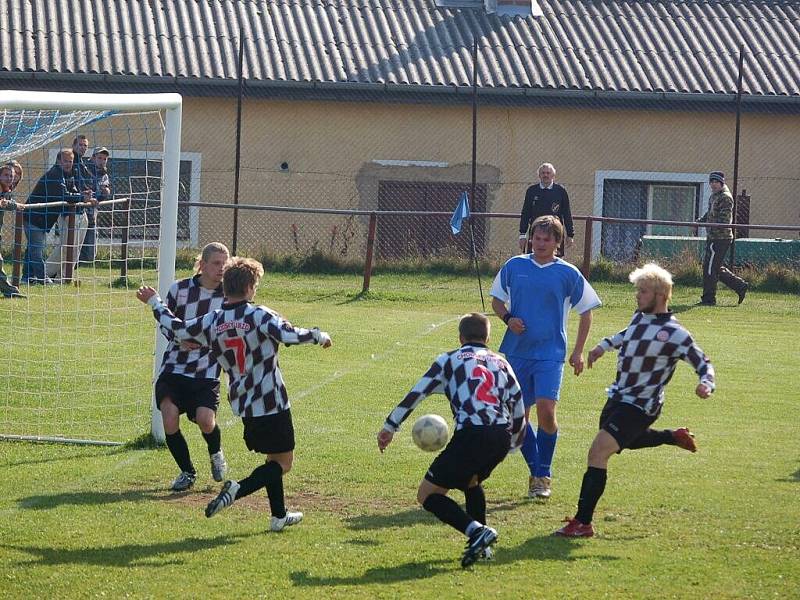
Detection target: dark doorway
<box><xmin>377</xmin><ymin>180</ymin><xmax>486</xmax><ymax>259</ymax></box>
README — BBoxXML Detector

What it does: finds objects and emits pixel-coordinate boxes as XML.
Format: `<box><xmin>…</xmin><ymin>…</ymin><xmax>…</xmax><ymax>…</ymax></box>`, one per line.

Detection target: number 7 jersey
<box><xmin>147</xmin><ymin>296</ymin><xmax>327</xmax><ymax>417</ymax></box>
<box><xmin>383</xmin><ymin>343</ymin><xmax>527</xmax><ymax>448</ymax></box>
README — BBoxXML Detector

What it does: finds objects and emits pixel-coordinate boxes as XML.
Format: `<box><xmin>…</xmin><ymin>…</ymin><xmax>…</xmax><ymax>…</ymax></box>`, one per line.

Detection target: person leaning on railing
<box><xmin>79</xmin><ymin>146</ymin><xmax>113</xmax><ymax>266</ymax></box>
<box><xmin>22</xmin><ymin>148</ymin><xmax>93</xmax><ymax>285</ymax></box>
<box><xmin>0</xmin><ymin>160</ymin><xmax>25</xmax><ymax>297</ymax></box>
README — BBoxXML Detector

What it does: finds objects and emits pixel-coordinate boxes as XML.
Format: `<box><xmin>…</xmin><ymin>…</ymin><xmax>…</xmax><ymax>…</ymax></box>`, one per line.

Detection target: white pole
<box><xmin>150</xmin><ymin>101</ymin><xmax>183</xmax><ymax>443</ymax></box>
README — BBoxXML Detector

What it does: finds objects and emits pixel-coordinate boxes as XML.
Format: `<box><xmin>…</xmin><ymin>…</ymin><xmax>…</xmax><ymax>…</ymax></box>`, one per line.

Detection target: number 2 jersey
<box><xmin>383</xmin><ymin>343</ymin><xmax>527</xmax><ymax>448</ymax></box>
<box><xmin>147</xmin><ymin>296</ymin><xmax>326</xmax><ymax>418</ymax></box>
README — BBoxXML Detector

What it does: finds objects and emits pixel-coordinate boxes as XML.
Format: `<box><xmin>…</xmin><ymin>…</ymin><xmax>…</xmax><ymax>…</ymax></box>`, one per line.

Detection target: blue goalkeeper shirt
<box><xmin>490</xmin><ymin>255</ymin><xmax>601</xmax><ymax>362</ymax></box>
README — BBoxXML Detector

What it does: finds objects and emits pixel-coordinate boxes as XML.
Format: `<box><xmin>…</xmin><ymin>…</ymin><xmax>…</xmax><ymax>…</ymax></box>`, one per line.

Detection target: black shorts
<box><xmin>425</xmin><ymin>425</ymin><xmax>510</xmax><ymax>491</ymax></box>
<box><xmin>599</xmin><ymin>399</ymin><xmax>658</xmax><ymax>450</ymax></box>
<box><xmin>242</xmin><ymin>410</ymin><xmax>296</xmax><ymax>455</ymax></box>
<box><xmin>155</xmin><ymin>373</ymin><xmax>220</xmax><ymax>422</ymax></box>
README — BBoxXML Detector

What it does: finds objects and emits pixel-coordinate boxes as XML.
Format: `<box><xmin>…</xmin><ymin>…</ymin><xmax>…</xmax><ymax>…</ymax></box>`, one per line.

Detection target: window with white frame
<box><xmin>593</xmin><ymin>171</ymin><xmax>709</xmax><ymax>261</ymax></box>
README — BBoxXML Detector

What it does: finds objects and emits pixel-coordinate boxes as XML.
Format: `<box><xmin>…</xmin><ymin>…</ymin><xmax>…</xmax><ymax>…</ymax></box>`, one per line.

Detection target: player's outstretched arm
<box><xmin>261</xmin><ymin>312</ymin><xmax>331</xmax><ymax>348</ymax></box>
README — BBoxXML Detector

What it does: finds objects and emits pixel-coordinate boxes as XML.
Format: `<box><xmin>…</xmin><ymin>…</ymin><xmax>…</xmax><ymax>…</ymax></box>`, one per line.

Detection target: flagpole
<box><xmin>469</xmin><ymin>25</ymin><xmax>485</xmax><ymax>312</ymax></box>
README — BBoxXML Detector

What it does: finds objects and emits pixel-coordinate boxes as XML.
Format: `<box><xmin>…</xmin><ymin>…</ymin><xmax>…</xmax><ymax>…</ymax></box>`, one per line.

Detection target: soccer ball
<box><xmin>411</xmin><ymin>414</ymin><xmax>449</xmax><ymax>452</ymax></box>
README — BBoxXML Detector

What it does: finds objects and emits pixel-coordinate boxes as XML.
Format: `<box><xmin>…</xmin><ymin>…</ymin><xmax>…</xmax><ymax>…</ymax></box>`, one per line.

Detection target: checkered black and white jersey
<box><xmin>597</xmin><ymin>311</ymin><xmax>715</xmax><ymax>416</ymax></box>
<box><xmin>158</xmin><ymin>275</ymin><xmax>225</xmax><ymax>379</ymax></box>
<box><xmin>148</xmin><ymin>296</ymin><xmax>326</xmax><ymax>417</ymax></box>
<box><xmin>383</xmin><ymin>344</ymin><xmax>527</xmax><ymax>448</ymax></box>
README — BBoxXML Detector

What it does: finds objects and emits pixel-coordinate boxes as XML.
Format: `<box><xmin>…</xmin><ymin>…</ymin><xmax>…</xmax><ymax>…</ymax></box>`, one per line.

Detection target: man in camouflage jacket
<box><xmin>697</xmin><ymin>171</ymin><xmax>748</xmax><ymax>305</ymax></box>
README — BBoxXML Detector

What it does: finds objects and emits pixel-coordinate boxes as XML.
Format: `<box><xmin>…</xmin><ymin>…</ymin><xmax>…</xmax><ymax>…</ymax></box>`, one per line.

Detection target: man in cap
<box><xmin>80</xmin><ymin>147</ymin><xmax>112</xmax><ymax>265</ymax></box>
<box><xmin>697</xmin><ymin>171</ymin><xmax>748</xmax><ymax>306</ymax></box>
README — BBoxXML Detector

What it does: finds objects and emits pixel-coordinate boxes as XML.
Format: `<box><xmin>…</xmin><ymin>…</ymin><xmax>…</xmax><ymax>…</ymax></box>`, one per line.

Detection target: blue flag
<box><xmin>450</xmin><ymin>191</ymin><xmax>470</xmax><ymax>234</ymax></box>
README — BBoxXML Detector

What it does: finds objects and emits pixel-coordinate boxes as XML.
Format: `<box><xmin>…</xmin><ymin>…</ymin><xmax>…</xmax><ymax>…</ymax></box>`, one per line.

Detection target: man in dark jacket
<box><xmin>518</xmin><ymin>163</ymin><xmax>574</xmax><ymax>256</ymax></box>
<box><xmin>79</xmin><ymin>146</ymin><xmax>112</xmax><ymax>265</ymax></box>
<box><xmin>697</xmin><ymin>171</ymin><xmax>748</xmax><ymax>305</ymax></box>
<box><xmin>22</xmin><ymin>149</ymin><xmax>91</xmax><ymax>283</ymax></box>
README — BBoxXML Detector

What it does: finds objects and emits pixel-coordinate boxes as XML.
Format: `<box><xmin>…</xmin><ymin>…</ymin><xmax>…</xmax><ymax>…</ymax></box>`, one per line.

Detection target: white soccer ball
<box><xmin>411</xmin><ymin>414</ymin><xmax>449</xmax><ymax>452</ymax></box>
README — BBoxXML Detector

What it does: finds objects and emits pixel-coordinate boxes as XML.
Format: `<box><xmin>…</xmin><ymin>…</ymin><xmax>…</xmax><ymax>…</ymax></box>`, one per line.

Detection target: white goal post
<box><xmin>0</xmin><ymin>91</ymin><xmax>182</xmax><ymax>445</ymax></box>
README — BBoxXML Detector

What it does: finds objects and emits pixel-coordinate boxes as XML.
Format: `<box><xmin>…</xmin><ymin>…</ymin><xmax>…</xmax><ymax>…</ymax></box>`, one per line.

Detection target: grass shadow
<box><xmin>776</xmin><ymin>463</ymin><xmax>800</xmax><ymax>483</ymax></box>
<box><xmin>669</xmin><ymin>303</ymin><xmax>697</xmax><ymax>314</ymax></box>
<box><xmin>290</xmin><ymin>559</ymin><xmax>453</xmax><ymax>587</ymax></box>
<box><xmin>343</xmin><ymin>498</ymin><xmax>528</xmax><ymax>532</ymax></box>
<box><xmin>3</xmin><ymin>445</ymin><xmax>131</xmax><ymax>468</ymax></box>
<box><xmin>19</xmin><ymin>487</ymin><xmax>185</xmax><ymax>510</ymax></box>
<box><xmin>338</xmin><ymin>290</ymin><xmax>370</xmax><ymax>304</ymax></box>
<box><xmin>289</xmin><ymin>533</ymin><xmax>620</xmax><ymax>587</ymax></box>
<box><xmin>4</xmin><ymin>532</ymin><xmax>255</xmax><ymax>568</ymax></box>
<box><xmin>492</xmin><ymin>533</ymin><xmax>621</xmax><ymax>565</ymax></box>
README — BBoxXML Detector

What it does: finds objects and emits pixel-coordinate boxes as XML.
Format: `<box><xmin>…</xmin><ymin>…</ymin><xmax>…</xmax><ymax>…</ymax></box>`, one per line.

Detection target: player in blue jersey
<box><xmin>491</xmin><ymin>215</ymin><xmax>601</xmax><ymax>500</ymax></box>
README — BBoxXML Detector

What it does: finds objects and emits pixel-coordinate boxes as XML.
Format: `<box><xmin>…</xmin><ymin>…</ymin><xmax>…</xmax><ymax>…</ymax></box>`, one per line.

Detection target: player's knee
<box><xmin>271</xmin><ymin>454</ymin><xmax>293</xmax><ymax>474</ymax></box>
<box><xmin>195</xmin><ymin>412</ymin><xmax>215</xmax><ymax>433</ymax></box>
<box><xmin>160</xmin><ymin>404</ymin><xmax>180</xmax><ymax>433</ymax></box>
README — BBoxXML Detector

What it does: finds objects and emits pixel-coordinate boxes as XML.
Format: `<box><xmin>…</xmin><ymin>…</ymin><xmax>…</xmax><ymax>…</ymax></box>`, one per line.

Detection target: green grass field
<box><xmin>1</xmin><ymin>271</ymin><xmax>798</xmax><ymax>599</ymax></box>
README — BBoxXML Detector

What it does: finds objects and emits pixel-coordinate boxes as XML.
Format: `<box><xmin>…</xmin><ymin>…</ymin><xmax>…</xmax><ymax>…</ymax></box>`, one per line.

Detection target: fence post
<box><xmin>63</xmin><ymin>210</ymin><xmax>77</xmax><ymax>283</ymax></box>
<box><xmin>582</xmin><ymin>216</ymin><xmax>593</xmax><ymax>278</ymax></box>
<box><xmin>362</xmin><ymin>212</ymin><xmax>377</xmax><ymax>293</ymax></box>
<box><xmin>120</xmin><ymin>198</ymin><xmax>130</xmax><ymax>279</ymax></box>
<box><xmin>12</xmin><ymin>210</ymin><xmax>23</xmax><ymax>286</ymax></box>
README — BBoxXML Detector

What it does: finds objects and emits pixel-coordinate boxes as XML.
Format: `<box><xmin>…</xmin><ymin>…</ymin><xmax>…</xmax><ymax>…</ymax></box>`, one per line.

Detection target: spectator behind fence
<box><xmin>71</xmin><ymin>134</ymin><xmax>92</xmax><ymax>191</ymax></box>
<box><xmin>45</xmin><ymin>139</ymin><xmax>98</xmax><ymax>281</ymax></box>
<box><xmin>518</xmin><ymin>163</ymin><xmax>575</xmax><ymax>256</ymax></box>
<box><xmin>79</xmin><ymin>146</ymin><xmax>112</xmax><ymax>265</ymax></box>
<box><xmin>22</xmin><ymin>149</ymin><xmax>92</xmax><ymax>284</ymax></box>
<box><xmin>0</xmin><ymin>161</ymin><xmax>24</xmax><ymax>297</ymax></box>
<box><xmin>697</xmin><ymin>171</ymin><xmax>748</xmax><ymax>306</ymax></box>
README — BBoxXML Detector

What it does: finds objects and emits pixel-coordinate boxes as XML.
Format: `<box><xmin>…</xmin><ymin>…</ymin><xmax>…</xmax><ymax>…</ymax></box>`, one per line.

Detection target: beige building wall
<box><xmin>179</xmin><ymin>96</ymin><xmax>799</xmax><ymax>260</ymax></box>
<box><xmin>7</xmin><ymin>98</ymin><xmax>795</xmax><ymax>263</ymax></box>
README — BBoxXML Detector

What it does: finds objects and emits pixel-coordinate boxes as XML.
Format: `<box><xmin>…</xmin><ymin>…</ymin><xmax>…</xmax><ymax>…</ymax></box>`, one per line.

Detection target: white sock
<box><xmin>465</xmin><ymin>520</ymin><xmax>482</xmax><ymax>537</ymax></box>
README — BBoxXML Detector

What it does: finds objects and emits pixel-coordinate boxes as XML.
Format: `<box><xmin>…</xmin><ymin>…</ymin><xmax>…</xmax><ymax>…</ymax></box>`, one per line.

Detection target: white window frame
<box><xmin>48</xmin><ymin>149</ymin><xmax>201</xmax><ymax>247</ymax></box>
<box><xmin>593</xmin><ymin>170</ymin><xmax>710</xmax><ymax>259</ymax></box>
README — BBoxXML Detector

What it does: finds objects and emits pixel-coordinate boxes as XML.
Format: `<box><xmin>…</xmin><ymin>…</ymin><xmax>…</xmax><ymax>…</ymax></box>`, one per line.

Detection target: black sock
<box><xmin>575</xmin><ymin>466</ymin><xmax>607</xmax><ymax>525</ymax></box>
<box><xmin>422</xmin><ymin>493</ymin><xmax>472</xmax><ymax>535</ymax></box>
<box><xmin>464</xmin><ymin>485</ymin><xmax>486</xmax><ymax>525</ymax></box>
<box><xmin>202</xmin><ymin>425</ymin><xmax>221</xmax><ymax>455</ymax></box>
<box><xmin>236</xmin><ymin>462</ymin><xmax>271</xmax><ymax>499</ymax></box>
<box><xmin>165</xmin><ymin>430</ymin><xmax>195</xmax><ymax>474</ymax></box>
<box><xmin>627</xmin><ymin>429</ymin><xmax>673</xmax><ymax>450</ymax></box>
<box><xmin>262</xmin><ymin>461</ymin><xmax>286</xmax><ymax>518</ymax></box>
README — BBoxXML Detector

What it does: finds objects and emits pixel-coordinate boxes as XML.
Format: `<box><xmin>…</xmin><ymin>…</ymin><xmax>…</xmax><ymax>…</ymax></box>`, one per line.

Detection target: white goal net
<box><xmin>0</xmin><ymin>91</ymin><xmax>181</xmax><ymax>445</ymax></box>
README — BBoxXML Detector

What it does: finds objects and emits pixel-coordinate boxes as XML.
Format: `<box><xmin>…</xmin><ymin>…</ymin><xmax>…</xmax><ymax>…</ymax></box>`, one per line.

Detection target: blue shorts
<box><xmin>508</xmin><ymin>357</ymin><xmax>564</xmax><ymax>407</ymax></box>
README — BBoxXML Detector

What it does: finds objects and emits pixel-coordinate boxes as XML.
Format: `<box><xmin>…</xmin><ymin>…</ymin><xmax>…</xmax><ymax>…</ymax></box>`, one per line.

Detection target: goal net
<box><xmin>0</xmin><ymin>91</ymin><xmax>182</xmax><ymax>445</ymax></box>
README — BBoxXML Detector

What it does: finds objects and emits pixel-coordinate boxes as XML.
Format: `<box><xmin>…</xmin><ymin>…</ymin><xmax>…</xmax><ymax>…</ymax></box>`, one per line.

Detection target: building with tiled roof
<box><xmin>2</xmin><ymin>1</ymin><xmax>798</xmax><ymax>259</ymax></box>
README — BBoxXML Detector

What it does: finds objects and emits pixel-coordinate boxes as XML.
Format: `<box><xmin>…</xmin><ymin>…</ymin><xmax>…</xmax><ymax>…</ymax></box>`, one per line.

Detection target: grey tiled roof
<box><xmin>1</xmin><ymin>0</ymin><xmax>799</xmax><ymax>100</ymax></box>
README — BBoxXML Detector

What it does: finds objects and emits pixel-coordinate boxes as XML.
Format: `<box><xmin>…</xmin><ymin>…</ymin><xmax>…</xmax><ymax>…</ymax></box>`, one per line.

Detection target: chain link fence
<box><xmin>3</xmin><ymin>60</ymin><xmax>799</xmax><ymax>286</ymax></box>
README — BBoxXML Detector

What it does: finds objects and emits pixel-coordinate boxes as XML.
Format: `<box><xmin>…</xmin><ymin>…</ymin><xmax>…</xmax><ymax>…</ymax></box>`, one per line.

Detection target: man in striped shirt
<box><xmin>377</xmin><ymin>313</ymin><xmax>526</xmax><ymax>568</ymax></box>
<box><xmin>155</xmin><ymin>242</ymin><xmax>229</xmax><ymax>492</ymax></box>
<box><xmin>137</xmin><ymin>257</ymin><xmax>332</xmax><ymax>532</ymax></box>
<box><xmin>555</xmin><ymin>263</ymin><xmax>715</xmax><ymax>538</ymax></box>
